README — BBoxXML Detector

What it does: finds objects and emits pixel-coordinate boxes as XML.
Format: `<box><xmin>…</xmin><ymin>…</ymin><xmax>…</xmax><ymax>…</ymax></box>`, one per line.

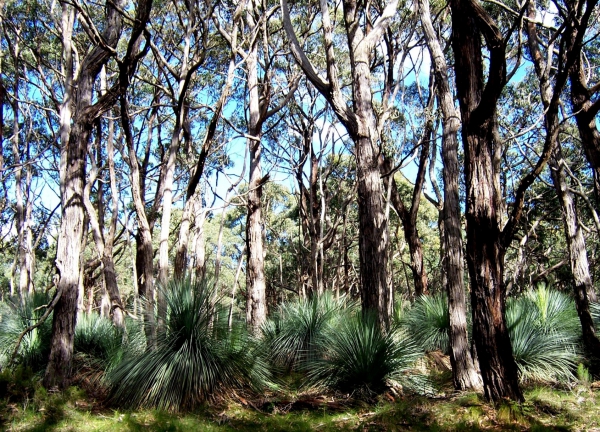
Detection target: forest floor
<box><xmin>1</xmin><ymin>380</ymin><xmax>599</xmax><ymax>432</ymax></box>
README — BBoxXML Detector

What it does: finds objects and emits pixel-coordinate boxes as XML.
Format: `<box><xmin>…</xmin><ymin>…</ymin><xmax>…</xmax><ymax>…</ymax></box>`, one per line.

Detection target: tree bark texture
<box><xmin>450</xmin><ymin>0</ymin><xmax>522</xmax><ymax>401</ymax></box>
<box><xmin>281</xmin><ymin>0</ymin><xmax>398</xmax><ymax>329</ymax></box>
<box><xmin>417</xmin><ymin>0</ymin><xmax>481</xmax><ymax>390</ymax></box>
<box><xmin>45</xmin><ymin>0</ymin><xmax>126</xmax><ymax>388</ymax></box>
<box><xmin>245</xmin><ymin>40</ymin><xmax>267</xmax><ymax>333</ymax></box>
<box><xmin>550</xmin><ymin>148</ymin><xmax>600</xmax><ymax>355</ymax></box>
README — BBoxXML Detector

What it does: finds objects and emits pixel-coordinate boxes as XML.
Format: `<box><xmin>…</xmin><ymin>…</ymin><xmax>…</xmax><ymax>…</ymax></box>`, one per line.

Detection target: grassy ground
<box><xmin>1</xmin><ymin>380</ymin><xmax>599</xmax><ymax>432</ymax></box>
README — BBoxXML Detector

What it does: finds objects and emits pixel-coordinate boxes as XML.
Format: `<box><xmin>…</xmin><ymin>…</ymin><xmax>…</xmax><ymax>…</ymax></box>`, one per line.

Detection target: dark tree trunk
<box><xmin>356</xmin><ymin>135</ymin><xmax>391</xmax><ymax>327</ymax></box>
<box><xmin>450</xmin><ymin>0</ymin><xmax>522</xmax><ymax>401</ymax></box>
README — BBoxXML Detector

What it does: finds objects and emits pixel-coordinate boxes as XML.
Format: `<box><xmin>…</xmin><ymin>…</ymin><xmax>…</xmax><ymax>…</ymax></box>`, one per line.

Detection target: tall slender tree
<box><xmin>281</xmin><ymin>0</ymin><xmax>398</xmax><ymax>328</ymax></box>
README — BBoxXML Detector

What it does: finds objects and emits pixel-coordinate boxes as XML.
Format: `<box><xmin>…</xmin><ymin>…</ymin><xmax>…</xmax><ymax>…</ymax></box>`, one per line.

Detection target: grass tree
<box><xmin>107</xmin><ymin>278</ymin><xmax>270</xmax><ymax>411</ymax></box>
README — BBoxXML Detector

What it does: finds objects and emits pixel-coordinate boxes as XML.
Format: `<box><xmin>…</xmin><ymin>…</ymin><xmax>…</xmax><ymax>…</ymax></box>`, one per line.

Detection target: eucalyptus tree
<box><xmin>525</xmin><ymin>0</ymin><xmax>600</xmax><ymax>358</ymax></box>
<box><xmin>43</xmin><ymin>0</ymin><xmax>153</xmax><ymax>388</ymax></box>
<box><xmin>149</xmin><ymin>0</ymin><xmax>216</xmax><ymax>321</ymax></box>
<box><xmin>80</xmin><ymin>68</ymin><xmax>126</xmax><ymax>327</ymax></box>
<box><xmin>281</xmin><ymin>0</ymin><xmax>399</xmax><ymax>328</ymax></box>
<box><xmin>448</xmin><ymin>0</ymin><xmax>599</xmax><ymax>399</ymax></box>
<box><xmin>449</xmin><ymin>0</ymin><xmax>525</xmax><ymax>401</ymax></box>
<box><xmin>285</xmin><ymin>89</ymin><xmax>328</xmax><ymax>297</ymax></box>
<box><xmin>416</xmin><ymin>0</ymin><xmax>481</xmax><ymax>390</ymax></box>
<box><xmin>283</xmin><ymin>89</ymin><xmax>355</xmax><ymax>298</ymax></box>
<box><xmin>216</xmin><ymin>0</ymin><xmax>298</xmax><ymax>332</ymax></box>
<box><xmin>382</xmin><ymin>81</ymin><xmax>435</xmax><ymax>298</ymax></box>
<box><xmin>0</xmin><ymin>0</ymin><xmax>53</xmax><ymax>297</ymax></box>
<box><xmin>566</xmin><ymin>6</ymin><xmax>600</xmax><ymax>197</ymax></box>
<box><xmin>173</xmin><ymin>37</ymin><xmax>238</xmax><ymax>281</ymax></box>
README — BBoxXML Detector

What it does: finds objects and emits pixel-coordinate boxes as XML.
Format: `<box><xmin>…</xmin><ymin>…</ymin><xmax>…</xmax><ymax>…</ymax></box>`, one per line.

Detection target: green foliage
<box><xmin>0</xmin><ymin>365</ymin><xmax>38</xmax><ymax>403</ymax></box>
<box><xmin>401</xmin><ymin>294</ymin><xmax>450</xmax><ymax>354</ymax></box>
<box><xmin>506</xmin><ymin>287</ymin><xmax>580</xmax><ymax>383</ymax></box>
<box><xmin>262</xmin><ymin>293</ymin><xmax>353</xmax><ymax>371</ymax></box>
<box><xmin>591</xmin><ymin>302</ymin><xmax>600</xmax><ymax>328</ymax></box>
<box><xmin>107</xmin><ymin>278</ymin><xmax>270</xmax><ymax>411</ymax></box>
<box><xmin>0</xmin><ymin>292</ymin><xmax>53</xmax><ymax>372</ymax></box>
<box><xmin>306</xmin><ymin>310</ymin><xmax>425</xmax><ymax>396</ymax></box>
<box><xmin>74</xmin><ymin>313</ymin><xmax>126</xmax><ymax>371</ymax></box>
<box><xmin>577</xmin><ymin>363</ymin><xmax>592</xmax><ymax>387</ymax></box>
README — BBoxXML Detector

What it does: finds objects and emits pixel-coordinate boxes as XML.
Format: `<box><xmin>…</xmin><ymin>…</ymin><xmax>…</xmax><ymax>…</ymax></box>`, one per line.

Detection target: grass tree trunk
<box><xmin>417</xmin><ymin>0</ymin><xmax>481</xmax><ymax>390</ymax></box>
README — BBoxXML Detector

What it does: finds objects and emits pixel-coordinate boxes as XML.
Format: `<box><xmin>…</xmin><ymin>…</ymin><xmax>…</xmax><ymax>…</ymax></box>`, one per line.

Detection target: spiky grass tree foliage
<box><xmin>0</xmin><ymin>292</ymin><xmax>53</xmax><ymax>371</ymax></box>
<box><xmin>402</xmin><ymin>294</ymin><xmax>450</xmax><ymax>354</ymax></box>
<box><xmin>506</xmin><ymin>287</ymin><xmax>580</xmax><ymax>384</ymax></box>
<box><xmin>591</xmin><ymin>302</ymin><xmax>600</xmax><ymax>328</ymax></box>
<box><xmin>306</xmin><ymin>311</ymin><xmax>425</xmax><ymax>396</ymax></box>
<box><xmin>107</xmin><ymin>278</ymin><xmax>270</xmax><ymax>411</ymax></box>
<box><xmin>263</xmin><ymin>293</ymin><xmax>353</xmax><ymax>371</ymax></box>
<box><xmin>74</xmin><ymin>313</ymin><xmax>126</xmax><ymax>371</ymax></box>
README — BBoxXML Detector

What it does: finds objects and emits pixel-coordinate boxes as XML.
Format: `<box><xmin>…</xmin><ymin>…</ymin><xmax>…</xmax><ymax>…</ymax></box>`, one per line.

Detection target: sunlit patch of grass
<box><xmin>2</xmin><ymin>384</ymin><xmax>600</xmax><ymax>431</ymax></box>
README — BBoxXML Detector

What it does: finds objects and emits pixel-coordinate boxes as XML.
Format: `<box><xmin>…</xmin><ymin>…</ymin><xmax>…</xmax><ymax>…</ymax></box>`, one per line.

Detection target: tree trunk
<box><xmin>417</xmin><ymin>0</ymin><xmax>481</xmax><ymax>390</ymax></box>
<box><xmin>525</xmin><ymin>0</ymin><xmax>600</xmax><ymax>361</ymax></box>
<box><xmin>281</xmin><ymin>0</ymin><xmax>398</xmax><ymax>329</ymax></box>
<box><xmin>193</xmin><ymin>197</ymin><xmax>207</xmax><ymax>280</ymax></box>
<box><xmin>174</xmin><ymin>195</ymin><xmax>195</xmax><ymax>279</ymax></box>
<box><xmin>126</xmin><ymin>132</ymin><xmax>156</xmax><ymax>346</ymax></box>
<box><xmin>103</xmin><ymin>105</ymin><xmax>124</xmax><ymax>326</ymax></box>
<box><xmin>550</xmin><ymin>147</ymin><xmax>600</xmax><ymax>355</ymax></box>
<box><xmin>44</xmin><ymin>2</ymin><xmax>89</xmax><ymax>389</ymax></box>
<box><xmin>245</xmin><ymin>40</ymin><xmax>267</xmax><ymax>332</ymax></box>
<box><xmin>347</xmin><ymin>7</ymin><xmax>391</xmax><ymax>327</ymax></box>
<box><xmin>450</xmin><ymin>0</ymin><xmax>522</xmax><ymax>401</ymax></box>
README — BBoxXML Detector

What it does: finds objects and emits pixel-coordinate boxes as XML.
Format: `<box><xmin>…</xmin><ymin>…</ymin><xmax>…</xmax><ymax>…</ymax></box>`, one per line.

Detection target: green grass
<box><xmin>2</xmin><ymin>384</ymin><xmax>599</xmax><ymax>431</ymax></box>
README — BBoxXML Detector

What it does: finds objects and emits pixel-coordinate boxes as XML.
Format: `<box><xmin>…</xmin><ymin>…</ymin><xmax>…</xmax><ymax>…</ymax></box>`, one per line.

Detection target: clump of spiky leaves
<box><xmin>591</xmin><ymin>302</ymin><xmax>600</xmax><ymax>328</ymax></box>
<box><xmin>306</xmin><ymin>310</ymin><xmax>425</xmax><ymax>396</ymax></box>
<box><xmin>263</xmin><ymin>293</ymin><xmax>354</xmax><ymax>371</ymax></box>
<box><xmin>507</xmin><ymin>287</ymin><xmax>580</xmax><ymax>384</ymax></box>
<box><xmin>74</xmin><ymin>313</ymin><xmax>126</xmax><ymax>372</ymax></box>
<box><xmin>107</xmin><ymin>277</ymin><xmax>270</xmax><ymax>411</ymax></box>
<box><xmin>402</xmin><ymin>294</ymin><xmax>450</xmax><ymax>354</ymax></box>
<box><xmin>0</xmin><ymin>292</ymin><xmax>53</xmax><ymax>372</ymax></box>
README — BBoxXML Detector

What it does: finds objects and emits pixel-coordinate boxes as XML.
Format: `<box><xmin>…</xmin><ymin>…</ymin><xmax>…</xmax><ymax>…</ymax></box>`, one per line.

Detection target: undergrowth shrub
<box><xmin>306</xmin><ymin>310</ymin><xmax>427</xmax><ymax>397</ymax></box>
<box><xmin>506</xmin><ymin>286</ymin><xmax>580</xmax><ymax>384</ymax></box>
<box><xmin>262</xmin><ymin>293</ymin><xmax>353</xmax><ymax>371</ymax></box>
<box><xmin>402</xmin><ymin>294</ymin><xmax>450</xmax><ymax>354</ymax></box>
<box><xmin>107</xmin><ymin>278</ymin><xmax>270</xmax><ymax>411</ymax></box>
<box><xmin>0</xmin><ymin>292</ymin><xmax>53</xmax><ymax>372</ymax></box>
